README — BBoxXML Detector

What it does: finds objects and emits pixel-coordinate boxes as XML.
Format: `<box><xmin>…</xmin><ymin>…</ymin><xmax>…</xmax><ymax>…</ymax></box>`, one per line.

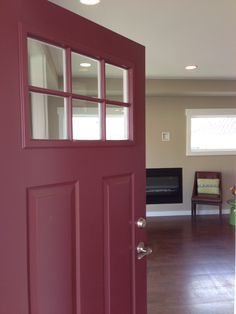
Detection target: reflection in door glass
<box><xmin>106</xmin><ymin>105</ymin><xmax>128</xmax><ymax>140</ymax></box>
<box><xmin>27</xmin><ymin>38</ymin><xmax>66</xmax><ymax>91</ymax></box>
<box><xmin>71</xmin><ymin>52</ymin><xmax>100</xmax><ymax>98</ymax></box>
<box><xmin>106</xmin><ymin>64</ymin><xmax>128</xmax><ymax>102</ymax></box>
<box><xmin>29</xmin><ymin>92</ymin><xmax>68</xmax><ymax>140</ymax></box>
<box><xmin>72</xmin><ymin>99</ymin><xmax>101</xmax><ymax>140</ymax></box>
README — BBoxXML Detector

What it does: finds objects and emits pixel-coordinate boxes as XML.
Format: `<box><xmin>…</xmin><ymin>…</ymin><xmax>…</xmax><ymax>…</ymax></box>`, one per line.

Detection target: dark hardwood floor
<box><xmin>147</xmin><ymin>215</ymin><xmax>235</xmax><ymax>314</ymax></box>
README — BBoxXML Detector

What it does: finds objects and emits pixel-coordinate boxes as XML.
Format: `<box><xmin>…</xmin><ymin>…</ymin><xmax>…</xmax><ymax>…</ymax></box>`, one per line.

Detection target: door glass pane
<box><xmin>29</xmin><ymin>92</ymin><xmax>68</xmax><ymax>140</ymax></box>
<box><xmin>106</xmin><ymin>64</ymin><xmax>128</xmax><ymax>102</ymax></box>
<box><xmin>71</xmin><ymin>53</ymin><xmax>100</xmax><ymax>98</ymax></box>
<box><xmin>72</xmin><ymin>99</ymin><xmax>101</xmax><ymax>140</ymax></box>
<box><xmin>28</xmin><ymin>38</ymin><xmax>66</xmax><ymax>91</ymax></box>
<box><xmin>106</xmin><ymin>105</ymin><xmax>128</xmax><ymax>140</ymax></box>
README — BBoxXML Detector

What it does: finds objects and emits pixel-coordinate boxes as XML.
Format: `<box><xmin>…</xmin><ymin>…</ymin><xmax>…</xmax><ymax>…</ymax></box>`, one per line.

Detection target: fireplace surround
<box><xmin>146</xmin><ymin>168</ymin><xmax>183</xmax><ymax>204</ymax></box>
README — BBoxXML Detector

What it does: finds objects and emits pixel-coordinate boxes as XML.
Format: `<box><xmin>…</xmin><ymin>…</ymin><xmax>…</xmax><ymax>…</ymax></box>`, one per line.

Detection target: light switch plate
<box><xmin>161</xmin><ymin>132</ymin><xmax>170</xmax><ymax>141</ymax></box>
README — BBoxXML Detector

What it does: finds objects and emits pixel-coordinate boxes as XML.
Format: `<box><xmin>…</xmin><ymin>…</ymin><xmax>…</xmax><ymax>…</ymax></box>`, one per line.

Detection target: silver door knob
<box><xmin>137</xmin><ymin>242</ymin><xmax>152</xmax><ymax>260</ymax></box>
<box><xmin>136</xmin><ymin>217</ymin><xmax>147</xmax><ymax>228</ymax></box>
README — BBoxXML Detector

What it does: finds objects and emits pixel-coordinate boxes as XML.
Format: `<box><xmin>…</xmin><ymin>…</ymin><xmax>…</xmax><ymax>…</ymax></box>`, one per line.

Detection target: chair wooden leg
<box><xmin>192</xmin><ymin>202</ymin><xmax>196</xmax><ymax>219</ymax></box>
<box><xmin>219</xmin><ymin>204</ymin><xmax>222</xmax><ymax>216</ymax></box>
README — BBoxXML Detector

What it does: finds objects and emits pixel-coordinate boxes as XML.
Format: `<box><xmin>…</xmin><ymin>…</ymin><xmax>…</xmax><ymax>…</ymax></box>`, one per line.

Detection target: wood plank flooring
<box><xmin>147</xmin><ymin>215</ymin><xmax>235</xmax><ymax>314</ymax></box>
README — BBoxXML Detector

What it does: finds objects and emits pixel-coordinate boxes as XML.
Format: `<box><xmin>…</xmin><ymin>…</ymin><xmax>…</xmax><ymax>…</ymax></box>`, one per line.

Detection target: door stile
<box><xmin>100</xmin><ymin>59</ymin><xmax>106</xmax><ymax>141</ymax></box>
<box><xmin>66</xmin><ymin>47</ymin><xmax>73</xmax><ymax>140</ymax></box>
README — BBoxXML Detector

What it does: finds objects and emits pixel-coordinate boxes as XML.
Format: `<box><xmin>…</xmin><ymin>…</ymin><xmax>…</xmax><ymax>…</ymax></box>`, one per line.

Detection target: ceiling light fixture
<box><xmin>185</xmin><ymin>65</ymin><xmax>198</xmax><ymax>70</ymax></box>
<box><xmin>80</xmin><ymin>0</ymin><xmax>100</xmax><ymax>5</ymax></box>
<box><xmin>80</xmin><ymin>62</ymin><xmax>91</xmax><ymax>68</ymax></box>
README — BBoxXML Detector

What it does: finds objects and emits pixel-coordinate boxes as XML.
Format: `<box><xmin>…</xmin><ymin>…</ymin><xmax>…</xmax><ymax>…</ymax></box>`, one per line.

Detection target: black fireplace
<box><xmin>146</xmin><ymin>168</ymin><xmax>183</xmax><ymax>204</ymax></box>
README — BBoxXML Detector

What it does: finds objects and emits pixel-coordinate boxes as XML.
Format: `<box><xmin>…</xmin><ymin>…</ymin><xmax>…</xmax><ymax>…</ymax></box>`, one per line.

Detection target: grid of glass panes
<box><xmin>27</xmin><ymin>37</ymin><xmax>130</xmax><ymax>141</ymax></box>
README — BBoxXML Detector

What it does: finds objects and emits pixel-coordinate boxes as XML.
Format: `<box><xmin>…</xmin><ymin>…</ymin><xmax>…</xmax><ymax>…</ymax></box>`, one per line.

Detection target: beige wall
<box><xmin>146</xmin><ymin>82</ymin><xmax>236</xmax><ymax>215</ymax></box>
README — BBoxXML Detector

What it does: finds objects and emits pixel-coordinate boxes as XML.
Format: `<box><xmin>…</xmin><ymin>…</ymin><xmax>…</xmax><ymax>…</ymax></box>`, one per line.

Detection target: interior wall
<box><xmin>44</xmin><ymin>69</ymin><xmax>236</xmax><ymax>216</ymax></box>
<box><xmin>146</xmin><ymin>94</ymin><xmax>236</xmax><ymax>215</ymax></box>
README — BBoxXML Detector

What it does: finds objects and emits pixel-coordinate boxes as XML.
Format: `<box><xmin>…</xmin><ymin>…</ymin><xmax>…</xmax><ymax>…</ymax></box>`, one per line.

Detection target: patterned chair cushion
<box><xmin>197</xmin><ymin>178</ymin><xmax>220</xmax><ymax>195</ymax></box>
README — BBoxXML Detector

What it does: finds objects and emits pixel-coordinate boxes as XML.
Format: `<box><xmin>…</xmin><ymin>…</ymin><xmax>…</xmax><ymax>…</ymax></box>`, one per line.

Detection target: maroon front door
<box><xmin>0</xmin><ymin>1</ymin><xmax>146</xmax><ymax>314</ymax></box>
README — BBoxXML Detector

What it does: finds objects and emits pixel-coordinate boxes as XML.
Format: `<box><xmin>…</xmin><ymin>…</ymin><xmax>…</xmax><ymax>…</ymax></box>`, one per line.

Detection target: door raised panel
<box><xmin>27</xmin><ymin>182</ymin><xmax>79</xmax><ymax>314</ymax></box>
<box><xmin>103</xmin><ymin>174</ymin><xmax>134</xmax><ymax>314</ymax></box>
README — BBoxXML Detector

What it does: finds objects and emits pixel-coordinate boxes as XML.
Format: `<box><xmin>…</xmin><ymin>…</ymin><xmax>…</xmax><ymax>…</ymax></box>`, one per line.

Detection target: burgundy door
<box><xmin>0</xmin><ymin>1</ymin><xmax>146</xmax><ymax>314</ymax></box>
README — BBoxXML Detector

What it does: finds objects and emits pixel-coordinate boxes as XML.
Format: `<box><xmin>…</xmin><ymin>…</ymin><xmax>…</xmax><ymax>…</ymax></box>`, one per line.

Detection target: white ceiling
<box><xmin>49</xmin><ymin>0</ymin><xmax>236</xmax><ymax>79</ymax></box>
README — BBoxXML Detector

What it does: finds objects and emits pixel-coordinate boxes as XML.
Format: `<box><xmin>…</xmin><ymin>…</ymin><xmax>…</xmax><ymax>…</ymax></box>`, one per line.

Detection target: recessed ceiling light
<box><xmin>185</xmin><ymin>65</ymin><xmax>198</xmax><ymax>70</ymax></box>
<box><xmin>80</xmin><ymin>62</ymin><xmax>91</xmax><ymax>68</ymax></box>
<box><xmin>80</xmin><ymin>0</ymin><xmax>100</xmax><ymax>5</ymax></box>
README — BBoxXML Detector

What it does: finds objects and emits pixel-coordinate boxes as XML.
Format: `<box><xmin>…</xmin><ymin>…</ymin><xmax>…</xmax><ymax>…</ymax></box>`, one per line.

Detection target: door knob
<box><xmin>136</xmin><ymin>242</ymin><xmax>152</xmax><ymax>260</ymax></box>
<box><xmin>136</xmin><ymin>217</ymin><xmax>147</xmax><ymax>228</ymax></box>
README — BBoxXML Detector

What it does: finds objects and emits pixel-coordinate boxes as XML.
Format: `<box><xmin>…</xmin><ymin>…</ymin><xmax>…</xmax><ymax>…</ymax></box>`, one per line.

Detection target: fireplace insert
<box><xmin>146</xmin><ymin>168</ymin><xmax>183</xmax><ymax>204</ymax></box>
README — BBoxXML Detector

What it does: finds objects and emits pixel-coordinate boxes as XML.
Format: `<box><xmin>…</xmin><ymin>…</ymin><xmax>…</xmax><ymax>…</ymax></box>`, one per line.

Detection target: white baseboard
<box><xmin>146</xmin><ymin>208</ymin><xmax>230</xmax><ymax>217</ymax></box>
